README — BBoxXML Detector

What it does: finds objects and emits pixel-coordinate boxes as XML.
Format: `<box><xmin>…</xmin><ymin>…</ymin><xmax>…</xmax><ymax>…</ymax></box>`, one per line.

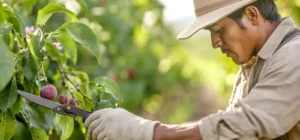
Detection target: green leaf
<box><xmin>93</xmin><ymin>100</ymin><xmax>112</xmax><ymax>111</ymax></box>
<box><xmin>93</xmin><ymin>77</ymin><xmax>120</xmax><ymax>99</ymax></box>
<box><xmin>55</xmin><ymin>114</ymin><xmax>74</xmax><ymax>140</ymax></box>
<box><xmin>15</xmin><ymin>13</ymin><xmax>25</xmax><ymax>35</ymax></box>
<box><xmin>72</xmin><ymin>71</ymin><xmax>89</xmax><ymax>93</ymax></box>
<box><xmin>91</xmin><ymin>90</ymin><xmax>101</xmax><ymax>110</ymax></box>
<box><xmin>58</xmin><ymin>22</ymin><xmax>101</xmax><ymax>64</ymax></box>
<box><xmin>54</xmin><ymin>31</ymin><xmax>77</xmax><ymax>64</ymax></box>
<box><xmin>45</xmin><ymin>41</ymin><xmax>64</xmax><ymax>63</ymax></box>
<box><xmin>0</xmin><ymin>26</ymin><xmax>11</xmax><ymax>37</ymax></box>
<box><xmin>16</xmin><ymin>33</ymin><xmax>25</xmax><ymax>47</ymax></box>
<box><xmin>0</xmin><ymin>111</ymin><xmax>16</xmax><ymax>140</ymax></box>
<box><xmin>10</xmin><ymin>94</ymin><xmax>22</xmax><ymax>114</ymax></box>
<box><xmin>75</xmin><ymin>0</ymin><xmax>88</xmax><ymax>16</ymax></box>
<box><xmin>30</xmin><ymin>127</ymin><xmax>49</xmax><ymax>140</ymax></box>
<box><xmin>116</xmin><ymin>99</ymin><xmax>123</xmax><ymax>107</ymax></box>
<box><xmin>22</xmin><ymin>51</ymin><xmax>38</xmax><ymax>83</ymax></box>
<box><xmin>0</xmin><ymin>39</ymin><xmax>15</xmax><ymax>91</ymax></box>
<box><xmin>0</xmin><ymin>77</ymin><xmax>17</xmax><ymax>112</ymax></box>
<box><xmin>25</xmin><ymin>105</ymin><xmax>53</xmax><ymax>131</ymax></box>
<box><xmin>4</xmin><ymin>9</ymin><xmax>22</xmax><ymax>35</ymax></box>
<box><xmin>36</xmin><ymin>4</ymin><xmax>78</xmax><ymax>25</ymax></box>
<box><xmin>29</xmin><ymin>35</ymin><xmax>45</xmax><ymax>61</ymax></box>
<box><xmin>0</xmin><ymin>3</ymin><xmax>5</xmax><ymax>28</ymax></box>
<box><xmin>74</xmin><ymin>92</ymin><xmax>92</xmax><ymax>111</ymax></box>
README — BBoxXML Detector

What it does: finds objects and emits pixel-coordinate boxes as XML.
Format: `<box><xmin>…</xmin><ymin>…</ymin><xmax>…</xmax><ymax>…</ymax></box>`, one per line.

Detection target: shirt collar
<box><xmin>257</xmin><ymin>17</ymin><xmax>297</xmax><ymax>59</ymax></box>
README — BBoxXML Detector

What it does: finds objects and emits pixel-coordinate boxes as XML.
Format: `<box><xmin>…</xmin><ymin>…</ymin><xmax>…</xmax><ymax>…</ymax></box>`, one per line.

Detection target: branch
<box><xmin>49</xmin><ymin>57</ymin><xmax>91</xmax><ymax>101</ymax></box>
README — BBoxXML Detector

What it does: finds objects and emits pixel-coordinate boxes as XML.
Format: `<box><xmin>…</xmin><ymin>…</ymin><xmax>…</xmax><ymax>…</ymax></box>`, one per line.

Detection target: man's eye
<box><xmin>217</xmin><ymin>29</ymin><xmax>223</xmax><ymax>34</ymax></box>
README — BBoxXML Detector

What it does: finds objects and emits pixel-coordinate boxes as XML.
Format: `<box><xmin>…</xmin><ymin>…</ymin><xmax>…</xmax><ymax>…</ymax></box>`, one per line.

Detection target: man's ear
<box><xmin>244</xmin><ymin>6</ymin><xmax>259</xmax><ymax>25</ymax></box>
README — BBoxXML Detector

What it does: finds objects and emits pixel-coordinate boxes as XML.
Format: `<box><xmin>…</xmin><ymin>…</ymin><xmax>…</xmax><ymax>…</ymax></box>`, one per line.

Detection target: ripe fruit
<box><xmin>68</xmin><ymin>98</ymin><xmax>77</xmax><ymax>106</ymax></box>
<box><xmin>40</xmin><ymin>85</ymin><xmax>57</xmax><ymax>100</ymax></box>
<box><xmin>58</xmin><ymin>95</ymin><xmax>68</xmax><ymax>104</ymax></box>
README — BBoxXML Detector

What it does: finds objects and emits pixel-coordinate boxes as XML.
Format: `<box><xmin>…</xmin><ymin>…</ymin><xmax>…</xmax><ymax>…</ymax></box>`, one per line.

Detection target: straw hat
<box><xmin>177</xmin><ymin>0</ymin><xmax>257</xmax><ymax>40</ymax></box>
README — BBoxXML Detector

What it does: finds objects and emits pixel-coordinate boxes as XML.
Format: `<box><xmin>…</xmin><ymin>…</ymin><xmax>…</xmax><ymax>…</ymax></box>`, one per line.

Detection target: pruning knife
<box><xmin>17</xmin><ymin>90</ymin><xmax>91</xmax><ymax>122</ymax></box>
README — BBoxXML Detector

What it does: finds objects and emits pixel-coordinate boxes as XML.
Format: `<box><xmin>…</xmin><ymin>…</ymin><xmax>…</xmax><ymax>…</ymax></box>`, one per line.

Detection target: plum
<box><xmin>68</xmin><ymin>98</ymin><xmax>77</xmax><ymax>106</ymax></box>
<box><xmin>58</xmin><ymin>95</ymin><xmax>68</xmax><ymax>104</ymax></box>
<box><xmin>40</xmin><ymin>84</ymin><xmax>57</xmax><ymax>100</ymax></box>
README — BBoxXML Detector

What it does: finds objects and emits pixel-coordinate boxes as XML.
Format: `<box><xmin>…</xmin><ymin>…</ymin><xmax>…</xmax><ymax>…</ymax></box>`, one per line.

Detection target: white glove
<box><xmin>84</xmin><ymin>108</ymin><xmax>160</xmax><ymax>140</ymax></box>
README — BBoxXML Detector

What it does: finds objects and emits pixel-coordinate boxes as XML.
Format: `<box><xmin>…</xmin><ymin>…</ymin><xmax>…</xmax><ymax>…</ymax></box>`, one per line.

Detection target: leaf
<box><xmin>58</xmin><ymin>22</ymin><xmax>101</xmax><ymax>64</ymax></box>
<box><xmin>74</xmin><ymin>92</ymin><xmax>92</xmax><ymax>111</ymax></box>
<box><xmin>0</xmin><ymin>26</ymin><xmax>11</xmax><ymax>37</ymax></box>
<box><xmin>0</xmin><ymin>3</ymin><xmax>5</xmax><ymax>27</ymax></box>
<box><xmin>94</xmin><ymin>100</ymin><xmax>112</xmax><ymax>111</ymax></box>
<box><xmin>16</xmin><ymin>33</ymin><xmax>25</xmax><ymax>47</ymax></box>
<box><xmin>0</xmin><ymin>77</ymin><xmax>17</xmax><ymax>112</ymax></box>
<box><xmin>0</xmin><ymin>39</ymin><xmax>15</xmax><ymax>91</ymax></box>
<box><xmin>54</xmin><ymin>31</ymin><xmax>77</xmax><ymax>64</ymax></box>
<box><xmin>22</xmin><ymin>51</ymin><xmax>38</xmax><ymax>83</ymax></box>
<box><xmin>26</xmin><ymin>105</ymin><xmax>53</xmax><ymax>131</ymax></box>
<box><xmin>36</xmin><ymin>4</ymin><xmax>78</xmax><ymax>25</ymax></box>
<box><xmin>116</xmin><ymin>99</ymin><xmax>123</xmax><ymax>107</ymax></box>
<box><xmin>4</xmin><ymin>9</ymin><xmax>22</xmax><ymax>35</ymax></box>
<box><xmin>45</xmin><ymin>41</ymin><xmax>64</xmax><ymax>63</ymax></box>
<box><xmin>91</xmin><ymin>90</ymin><xmax>101</xmax><ymax>110</ymax></box>
<box><xmin>92</xmin><ymin>89</ymin><xmax>102</xmax><ymax>101</ymax></box>
<box><xmin>23</xmin><ymin>81</ymin><xmax>39</xmax><ymax>95</ymax></box>
<box><xmin>72</xmin><ymin>71</ymin><xmax>89</xmax><ymax>93</ymax></box>
<box><xmin>30</xmin><ymin>127</ymin><xmax>49</xmax><ymax>140</ymax></box>
<box><xmin>75</xmin><ymin>0</ymin><xmax>88</xmax><ymax>16</ymax></box>
<box><xmin>10</xmin><ymin>94</ymin><xmax>22</xmax><ymax>114</ymax></box>
<box><xmin>55</xmin><ymin>114</ymin><xmax>74</xmax><ymax>140</ymax></box>
<box><xmin>15</xmin><ymin>13</ymin><xmax>25</xmax><ymax>35</ymax></box>
<box><xmin>0</xmin><ymin>111</ymin><xmax>16</xmax><ymax>140</ymax></box>
<box><xmin>29</xmin><ymin>35</ymin><xmax>45</xmax><ymax>61</ymax></box>
<box><xmin>93</xmin><ymin>77</ymin><xmax>120</xmax><ymax>99</ymax></box>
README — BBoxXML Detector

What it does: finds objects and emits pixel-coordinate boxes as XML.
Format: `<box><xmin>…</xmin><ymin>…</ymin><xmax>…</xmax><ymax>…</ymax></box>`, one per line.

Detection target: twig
<box><xmin>49</xmin><ymin>57</ymin><xmax>91</xmax><ymax>101</ymax></box>
<box><xmin>41</xmin><ymin>63</ymin><xmax>49</xmax><ymax>84</ymax></box>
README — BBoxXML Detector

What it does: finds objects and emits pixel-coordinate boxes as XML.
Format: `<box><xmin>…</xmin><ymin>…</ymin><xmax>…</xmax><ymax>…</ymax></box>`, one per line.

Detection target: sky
<box><xmin>158</xmin><ymin>0</ymin><xmax>196</xmax><ymax>32</ymax></box>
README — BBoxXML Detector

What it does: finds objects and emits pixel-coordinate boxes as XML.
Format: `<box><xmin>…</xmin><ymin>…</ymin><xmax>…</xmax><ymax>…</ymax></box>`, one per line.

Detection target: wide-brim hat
<box><xmin>177</xmin><ymin>0</ymin><xmax>257</xmax><ymax>40</ymax></box>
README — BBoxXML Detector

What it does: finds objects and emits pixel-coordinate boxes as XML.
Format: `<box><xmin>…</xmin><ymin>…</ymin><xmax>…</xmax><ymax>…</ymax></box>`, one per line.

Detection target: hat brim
<box><xmin>177</xmin><ymin>0</ymin><xmax>256</xmax><ymax>40</ymax></box>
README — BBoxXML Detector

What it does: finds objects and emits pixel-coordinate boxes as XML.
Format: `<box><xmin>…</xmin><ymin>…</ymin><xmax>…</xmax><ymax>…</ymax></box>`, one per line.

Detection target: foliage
<box><xmin>1</xmin><ymin>0</ymin><xmax>190</xmax><ymax>139</ymax></box>
<box><xmin>0</xmin><ymin>1</ymin><xmax>121</xmax><ymax>139</ymax></box>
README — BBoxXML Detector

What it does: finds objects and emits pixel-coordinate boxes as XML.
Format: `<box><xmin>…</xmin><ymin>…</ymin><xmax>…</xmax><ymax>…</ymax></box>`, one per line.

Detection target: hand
<box><xmin>84</xmin><ymin>108</ymin><xmax>160</xmax><ymax>140</ymax></box>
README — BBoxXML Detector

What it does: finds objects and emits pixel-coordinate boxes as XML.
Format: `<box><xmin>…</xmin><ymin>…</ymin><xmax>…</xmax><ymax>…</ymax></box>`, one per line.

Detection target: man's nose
<box><xmin>211</xmin><ymin>32</ymin><xmax>223</xmax><ymax>49</ymax></box>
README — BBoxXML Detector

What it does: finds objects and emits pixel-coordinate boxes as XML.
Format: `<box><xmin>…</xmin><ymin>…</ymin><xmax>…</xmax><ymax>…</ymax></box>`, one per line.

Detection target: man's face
<box><xmin>207</xmin><ymin>17</ymin><xmax>257</xmax><ymax>65</ymax></box>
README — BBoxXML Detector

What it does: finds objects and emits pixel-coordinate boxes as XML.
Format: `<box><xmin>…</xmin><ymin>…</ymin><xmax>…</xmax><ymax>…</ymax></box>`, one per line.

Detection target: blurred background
<box><xmin>7</xmin><ymin>0</ymin><xmax>300</xmax><ymax>139</ymax></box>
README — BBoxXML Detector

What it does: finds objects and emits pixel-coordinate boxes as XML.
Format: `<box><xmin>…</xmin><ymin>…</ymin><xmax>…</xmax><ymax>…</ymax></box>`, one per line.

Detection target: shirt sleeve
<box><xmin>198</xmin><ymin>41</ymin><xmax>300</xmax><ymax>140</ymax></box>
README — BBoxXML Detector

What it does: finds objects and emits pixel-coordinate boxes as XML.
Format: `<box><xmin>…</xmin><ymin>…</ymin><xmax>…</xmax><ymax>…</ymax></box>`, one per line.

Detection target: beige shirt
<box><xmin>198</xmin><ymin>17</ymin><xmax>300</xmax><ymax>140</ymax></box>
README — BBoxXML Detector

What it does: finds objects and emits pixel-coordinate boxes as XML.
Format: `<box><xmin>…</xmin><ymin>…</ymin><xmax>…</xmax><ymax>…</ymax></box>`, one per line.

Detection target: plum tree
<box><xmin>40</xmin><ymin>85</ymin><xmax>57</xmax><ymax>100</ymax></box>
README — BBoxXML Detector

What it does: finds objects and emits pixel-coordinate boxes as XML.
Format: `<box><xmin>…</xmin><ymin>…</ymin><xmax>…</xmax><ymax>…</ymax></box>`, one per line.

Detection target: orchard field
<box><xmin>0</xmin><ymin>0</ymin><xmax>299</xmax><ymax>139</ymax></box>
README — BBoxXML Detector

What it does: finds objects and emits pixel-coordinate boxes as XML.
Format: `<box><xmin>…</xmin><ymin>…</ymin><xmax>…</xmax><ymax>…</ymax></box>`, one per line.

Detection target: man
<box><xmin>84</xmin><ymin>0</ymin><xmax>300</xmax><ymax>139</ymax></box>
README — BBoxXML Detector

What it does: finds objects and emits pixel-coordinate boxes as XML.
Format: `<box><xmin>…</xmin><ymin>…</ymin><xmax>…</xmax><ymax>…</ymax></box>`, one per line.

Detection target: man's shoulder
<box><xmin>279</xmin><ymin>34</ymin><xmax>300</xmax><ymax>54</ymax></box>
<box><xmin>276</xmin><ymin>28</ymin><xmax>300</xmax><ymax>52</ymax></box>
<box><xmin>268</xmin><ymin>34</ymin><xmax>300</xmax><ymax>66</ymax></box>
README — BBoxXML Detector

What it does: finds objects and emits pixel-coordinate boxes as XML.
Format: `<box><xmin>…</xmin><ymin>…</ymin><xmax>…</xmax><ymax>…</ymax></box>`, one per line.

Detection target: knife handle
<box><xmin>83</xmin><ymin>113</ymin><xmax>91</xmax><ymax>123</ymax></box>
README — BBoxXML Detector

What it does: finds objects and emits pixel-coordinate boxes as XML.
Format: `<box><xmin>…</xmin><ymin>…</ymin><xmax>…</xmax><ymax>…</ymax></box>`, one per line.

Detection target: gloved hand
<box><xmin>84</xmin><ymin>108</ymin><xmax>160</xmax><ymax>140</ymax></box>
